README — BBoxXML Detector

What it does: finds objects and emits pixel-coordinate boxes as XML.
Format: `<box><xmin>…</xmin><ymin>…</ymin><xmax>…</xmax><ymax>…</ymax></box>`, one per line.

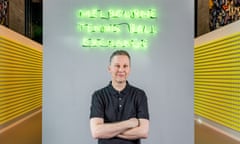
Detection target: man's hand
<box><xmin>128</xmin><ymin>118</ymin><xmax>139</xmax><ymax>128</ymax></box>
<box><xmin>117</xmin><ymin>119</ymin><xmax>149</xmax><ymax>140</ymax></box>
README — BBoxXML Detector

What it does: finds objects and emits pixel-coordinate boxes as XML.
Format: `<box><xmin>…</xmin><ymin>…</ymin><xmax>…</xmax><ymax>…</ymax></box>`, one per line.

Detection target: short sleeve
<box><xmin>136</xmin><ymin>91</ymin><xmax>149</xmax><ymax>120</ymax></box>
<box><xmin>89</xmin><ymin>91</ymin><xmax>104</xmax><ymax>119</ymax></box>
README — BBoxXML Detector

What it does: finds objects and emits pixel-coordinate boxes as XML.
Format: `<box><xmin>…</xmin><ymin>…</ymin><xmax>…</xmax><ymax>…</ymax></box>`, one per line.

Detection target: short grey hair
<box><xmin>109</xmin><ymin>50</ymin><xmax>131</xmax><ymax>64</ymax></box>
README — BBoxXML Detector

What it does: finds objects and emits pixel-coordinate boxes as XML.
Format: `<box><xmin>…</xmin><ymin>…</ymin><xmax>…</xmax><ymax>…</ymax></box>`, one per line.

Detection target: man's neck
<box><xmin>112</xmin><ymin>81</ymin><xmax>127</xmax><ymax>92</ymax></box>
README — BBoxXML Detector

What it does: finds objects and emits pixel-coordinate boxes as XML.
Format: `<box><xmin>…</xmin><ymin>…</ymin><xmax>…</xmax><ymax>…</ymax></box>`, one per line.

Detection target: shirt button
<box><xmin>119</xmin><ymin>98</ymin><xmax>122</xmax><ymax>100</ymax></box>
<box><xmin>119</xmin><ymin>104</ymin><xmax>122</xmax><ymax>108</ymax></box>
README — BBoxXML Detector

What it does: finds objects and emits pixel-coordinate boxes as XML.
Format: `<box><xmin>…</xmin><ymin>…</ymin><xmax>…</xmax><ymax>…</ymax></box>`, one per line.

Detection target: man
<box><xmin>90</xmin><ymin>50</ymin><xmax>150</xmax><ymax>144</ymax></box>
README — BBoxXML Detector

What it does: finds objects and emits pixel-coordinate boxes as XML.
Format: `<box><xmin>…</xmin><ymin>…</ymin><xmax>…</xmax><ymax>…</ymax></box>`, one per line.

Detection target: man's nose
<box><xmin>118</xmin><ymin>66</ymin><xmax>124</xmax><ymax>72</ymax></box>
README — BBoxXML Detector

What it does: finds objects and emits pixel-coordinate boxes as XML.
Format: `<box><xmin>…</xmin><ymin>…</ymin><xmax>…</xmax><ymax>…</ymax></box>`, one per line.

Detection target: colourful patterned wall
<box><xmin>0</xmin><ymin>0</ymin><xmax>9</xmax><ymax>26</ymax></box>
<box><xmin>209</xmin><ymin>0</ymin><xmax>240</xmax><ymax>31</ymax></box>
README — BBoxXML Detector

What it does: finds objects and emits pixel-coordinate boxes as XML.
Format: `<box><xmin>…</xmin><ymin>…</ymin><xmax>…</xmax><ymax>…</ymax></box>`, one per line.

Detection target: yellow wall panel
<box><xmin>194</xmin><ymin>32</ymin><xmax>240</xmax><ymax>132</ymax></box>
<box><xmin>0</xmin><ymin>35</ymin><xmax>42</xmax><ymax>125</ymax></box>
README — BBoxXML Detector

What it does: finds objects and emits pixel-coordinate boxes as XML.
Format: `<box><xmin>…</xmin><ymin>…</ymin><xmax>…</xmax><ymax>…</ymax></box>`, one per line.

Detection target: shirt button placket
<box><xmin>119</xmin><ymin>98</ymin><xmax>122</xmax><ymax>109</ymax></box>
<box><xmin>118</xmin><ymin>94</ymin><xmax>123</xmax><ymax>110</ymax></box>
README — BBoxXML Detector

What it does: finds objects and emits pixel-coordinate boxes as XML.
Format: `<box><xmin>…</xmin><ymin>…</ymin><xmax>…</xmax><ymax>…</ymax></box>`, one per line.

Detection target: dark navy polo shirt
<box><xmin>90</xmin><ymin>81</ymin><xmax>149</xmax><ymax>144</ymax></box>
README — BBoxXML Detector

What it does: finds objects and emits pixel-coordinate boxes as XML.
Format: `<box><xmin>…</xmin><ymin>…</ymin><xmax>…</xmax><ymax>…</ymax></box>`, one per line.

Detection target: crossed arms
<box><xmin>90</xmin><ymin>117</ymin><xmax>149</xmax><ymax>140</ymax></box>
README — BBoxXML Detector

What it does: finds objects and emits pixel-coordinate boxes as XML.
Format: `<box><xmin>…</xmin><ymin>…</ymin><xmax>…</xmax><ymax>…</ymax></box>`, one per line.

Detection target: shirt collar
<box><xmin>108</xmin><ymin>81</ymin><xmax>130</xmax><ymax>96</ymax></box>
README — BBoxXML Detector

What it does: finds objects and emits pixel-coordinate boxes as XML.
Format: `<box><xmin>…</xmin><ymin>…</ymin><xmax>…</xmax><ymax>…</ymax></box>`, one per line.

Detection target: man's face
<box><xmin>108</xmin><ymin>55</ymin><xmax>130</xmax><ymax>84</ymax></box>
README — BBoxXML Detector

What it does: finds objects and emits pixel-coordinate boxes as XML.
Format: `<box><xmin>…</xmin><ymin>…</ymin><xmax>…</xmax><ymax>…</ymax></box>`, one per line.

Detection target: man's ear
<box><xmin>107</xmin><ymin>65</ymin><xmax>111</xmax><ymax>72</ymax></box>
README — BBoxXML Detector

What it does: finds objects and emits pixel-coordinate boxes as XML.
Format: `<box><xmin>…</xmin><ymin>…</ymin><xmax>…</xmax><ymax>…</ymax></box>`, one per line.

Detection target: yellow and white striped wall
<box><xmin>0</xmin><ymin>25</ymin><xmax>42</xmax><ymax>127</ymax></box>
<box><xmin>194</xmin><ymin>20</ymin><xmax>240</xmax><ymax>137</ymax></box>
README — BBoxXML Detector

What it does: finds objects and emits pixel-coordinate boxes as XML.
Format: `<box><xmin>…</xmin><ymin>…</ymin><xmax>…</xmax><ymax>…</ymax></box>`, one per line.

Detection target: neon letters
<box><xmin>76</xmin><ymin>8</ymin><xmax>158</xmax><ymax>49</ymax></box>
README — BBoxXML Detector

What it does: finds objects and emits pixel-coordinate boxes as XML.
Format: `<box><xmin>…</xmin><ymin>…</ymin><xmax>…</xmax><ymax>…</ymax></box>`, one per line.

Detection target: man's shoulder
<box><xmin>93</xmin><ymin>85</ymin><xmax>110</xmax><ymax>95</ymax></box>
<box><xmin>128</xmin><ymin>83</ymin><xmax>145</xmax><ymax>94</ymax></box>
<box><xmin>97</xmin><ymin>84</ymin><xmax>110</xmax><ymax>91</ymax></box>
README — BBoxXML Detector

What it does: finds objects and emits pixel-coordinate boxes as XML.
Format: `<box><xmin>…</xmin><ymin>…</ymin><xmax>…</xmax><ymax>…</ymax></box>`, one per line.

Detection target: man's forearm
<box><xmin>117</xmin><ymin>126</ymin><xmax>147</xmax><ymax>140</ymax></box>
<box><xmin>117</xmin><ymin>119</ymin><xmax>149</xmax><ymax>140</ymax></box>
<box><xmin>117</xmin><ymin>132</ymin><xmax>140</xmax><ymax>140</ymax></box>
<box><xmin>90</xmin><ymin>118</ymin><xmax>139</xmax><ymax>139</ymax></box>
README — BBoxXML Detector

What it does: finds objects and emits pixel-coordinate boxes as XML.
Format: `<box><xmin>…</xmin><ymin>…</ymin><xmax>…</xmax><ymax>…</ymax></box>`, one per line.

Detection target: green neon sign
<box><xmin>77</xmin><ymin>23</ymin><xmax>157</xmax><ymax>34</ymax></box>
<box><xmin>76</xmin><ymin>8</ymin><xmax>158</xmax><ymax>50</ymax></box>
<box><xmin>77</xmin><ymin>9</ymin><xmax>157</xmax><ymax>19</ymax></box>
<box><xmin>82</xmin><ymin>38</ymin><xmax>148</xmax><ymax>49</ymax></box>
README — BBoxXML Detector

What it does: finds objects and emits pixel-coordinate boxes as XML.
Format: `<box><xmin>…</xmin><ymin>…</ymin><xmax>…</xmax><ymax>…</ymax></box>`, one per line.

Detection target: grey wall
<box><xmin>43</xmin><ymin>0</ymin><xmax>194</xmax><ymax>144</ymax></box>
